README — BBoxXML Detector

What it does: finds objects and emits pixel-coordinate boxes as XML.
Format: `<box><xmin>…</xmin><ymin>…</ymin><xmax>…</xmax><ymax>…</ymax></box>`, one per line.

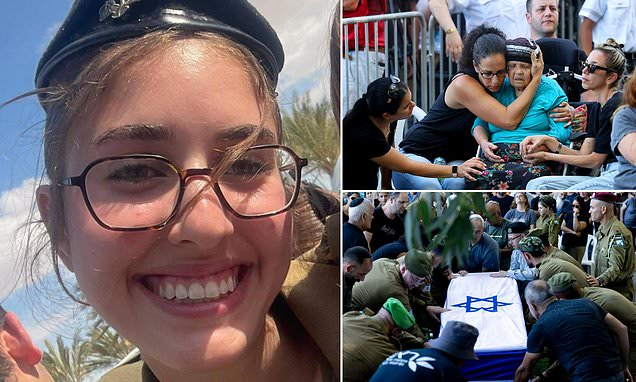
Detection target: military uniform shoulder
<box><xmin>99</xmin><ymin>351</ymin><xmax>147</xmax><ymax>382</ymax></box>
<box><xmin>610</xmin><ymin>233</ymin><xmax>628</xmax><ymax>248</ymax></box>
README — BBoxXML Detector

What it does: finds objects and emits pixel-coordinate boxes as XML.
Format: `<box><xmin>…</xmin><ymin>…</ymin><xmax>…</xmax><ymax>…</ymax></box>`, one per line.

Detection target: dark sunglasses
<box><xmin>581</xmin><ymin>61</ymin><xmax>615</xmax><ymax>74</ymax></box>
<box><xmin>387</xmin><ymin>75</ymin><xmax>402</xmax><ymax>99</ymax></box>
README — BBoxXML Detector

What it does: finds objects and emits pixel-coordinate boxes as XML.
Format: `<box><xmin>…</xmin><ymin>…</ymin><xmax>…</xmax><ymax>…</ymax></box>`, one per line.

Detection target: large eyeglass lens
<box><xmin>218</xmin><ymin>146</ymin><xmax>298</xmax><ymax>216</ymax></box>
<box><xmin>85</xmin><ymin>157</ymin><xmax>181</xmax><ymax>229</ymax></box>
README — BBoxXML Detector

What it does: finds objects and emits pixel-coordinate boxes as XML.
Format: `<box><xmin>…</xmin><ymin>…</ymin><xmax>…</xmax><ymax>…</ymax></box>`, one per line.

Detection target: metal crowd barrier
<box><xmin>342</xmin><ymin>11</ymin><xmax>427</xmax><ymax>113</ymax></box>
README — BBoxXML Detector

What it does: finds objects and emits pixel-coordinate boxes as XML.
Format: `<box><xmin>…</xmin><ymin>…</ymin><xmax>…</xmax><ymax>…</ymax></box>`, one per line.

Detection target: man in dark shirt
<box><xmin>369</xmin><ymin>192</ymin><xmax>409</xmax><ymax>252</ymax></box>
<box><xmin>343</xmin><ymin>198</ymin><xmax>374</xmax><ymax>252</ymax></box>
<box><xmin>370</xmin><ymin>320</ymin><xmax>479</xmax><ymax>382</ymax></box>
<box><xmin>514</xmin><ymin>280</ymin><xmax>630</xmax><ymax>382</ymax></box>
<box><xmin>343</xmin><ymin>246</ymin><xmax>373</xmax><ymax>313</ymax></box>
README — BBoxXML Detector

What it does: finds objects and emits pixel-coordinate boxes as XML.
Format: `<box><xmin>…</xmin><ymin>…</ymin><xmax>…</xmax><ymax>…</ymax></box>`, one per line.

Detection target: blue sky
<box><xmin>0</xmin><ymin>0</ymin><xmax>336</xmax><ymax>359</ymax></box>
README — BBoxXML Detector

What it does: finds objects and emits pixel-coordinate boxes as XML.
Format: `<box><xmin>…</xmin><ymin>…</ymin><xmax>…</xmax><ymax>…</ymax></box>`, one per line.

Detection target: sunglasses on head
<box><xmin>387</xmin><ymin>75</ymin><xmax>402</xmax><ymax>99</ymax></box>
<box><xmin>581</xmin><ymin>61</ymin><xmax>615</xmax><ymax>74</ymax></box>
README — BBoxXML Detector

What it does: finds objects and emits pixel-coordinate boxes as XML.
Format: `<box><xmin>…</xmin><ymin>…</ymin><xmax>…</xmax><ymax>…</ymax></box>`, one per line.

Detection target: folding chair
<box><xmin>581</xmin><ymin>234</ymin><xmax>597</xmax><ymax>274</ymax></box>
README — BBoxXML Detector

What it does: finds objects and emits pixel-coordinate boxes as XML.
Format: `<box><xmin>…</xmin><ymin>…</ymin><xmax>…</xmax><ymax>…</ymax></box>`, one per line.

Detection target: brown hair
<box><xmin>624</xmin><ymin>67</ymin><xmax>636</xmax><ymax>108</ymax></box>
<box><xmin>25</xmin><ymin>29</ymin><xmax>280</xmax><ymax>303</ymax></box>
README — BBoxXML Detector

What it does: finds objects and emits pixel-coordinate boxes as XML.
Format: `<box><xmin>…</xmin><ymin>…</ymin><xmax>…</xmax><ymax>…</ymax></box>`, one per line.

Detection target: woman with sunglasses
<box><xmin>392</xmin><ymin>25</ymin><xmax>545</xmax><ymax>190</ymax></box>
<box><xmin>342</xmin><ymin>76</ymin><xmax>485</xmax><ymax>189</ymax></box>
<box><xmin>524</xmin><ymin>39</ymin><xmax>627</xmax><ymax>190</ymax></box>
<box><xmin>560</xmin><ymin>196</ymin><xmax>590</xmax><ymax>263</ymax></box>
<box><xmin>18</xmin><ymin>1</ymin><xmax>337</xmax><ymax>381</ymax></box>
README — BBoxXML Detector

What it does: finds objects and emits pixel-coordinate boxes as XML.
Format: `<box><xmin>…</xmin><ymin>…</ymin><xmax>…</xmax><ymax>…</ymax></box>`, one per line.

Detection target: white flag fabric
<box><xmin>441</xmin><ymin>272</ymin><xmax>527</xmax><ymax>352</ymax></box>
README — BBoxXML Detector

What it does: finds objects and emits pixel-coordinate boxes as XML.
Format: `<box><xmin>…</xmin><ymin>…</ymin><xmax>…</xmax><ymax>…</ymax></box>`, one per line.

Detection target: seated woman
<box><xmin>468</xmin><ymin>38</ymin><xmax>571</xmax><ymax>190</ymax></box>
<box><xmin>611</xmin><ymin>67</ymin><xmax>636</xmax><ymax>189</ymax></box>
<box><xmin>523</xmin><ymin>39</ymin><xmax>627</xmax><ymax>190</ymax></box>
<box><xmin>342</xmin><ymin>76</ymin><xmax>485</xmax><ymax>190</ymax></box>
<box><xmin>392</xmin><ymin>25</ymin><xmax>545</xmax><ymax>190</ymax></box>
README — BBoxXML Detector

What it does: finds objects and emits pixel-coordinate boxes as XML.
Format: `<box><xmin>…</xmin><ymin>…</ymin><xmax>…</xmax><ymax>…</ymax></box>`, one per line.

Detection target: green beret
<box><xmin>405</xmin><ymin>248</ymin><xmax>433</xmax><ymax>278</ymax></box>
<box><xmin>519</xmin><ymin>236</ymin><xmax>543</xmax><ymax>255</ymax></box>
<box><xmin>548</xmin><ymin>272</ymin><xmax>577</xmax><ymax>294</ymax></box>
<box><xmin>383</xmin><ymin>298</ymin><xmax>415</xmax><ymax>330</ymax></box>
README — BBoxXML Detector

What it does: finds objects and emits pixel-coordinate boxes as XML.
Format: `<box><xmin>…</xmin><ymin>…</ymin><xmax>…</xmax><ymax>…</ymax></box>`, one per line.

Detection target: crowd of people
<box><xmin>343</xmin><ymin>0</ymin><xmax>636</xmax><ymax>190</ymax></box>
<box><xmin>342</xmin><ymin>191</ymin><xmax>636</xmax><ymax>381</ymax></box>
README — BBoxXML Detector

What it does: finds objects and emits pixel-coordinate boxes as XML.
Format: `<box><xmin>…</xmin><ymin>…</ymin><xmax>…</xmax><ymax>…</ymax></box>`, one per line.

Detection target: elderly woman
<box><xmin>468</xmin><ymin>38</ymin><xmax>571</xmax><ymax>189</ymax></box>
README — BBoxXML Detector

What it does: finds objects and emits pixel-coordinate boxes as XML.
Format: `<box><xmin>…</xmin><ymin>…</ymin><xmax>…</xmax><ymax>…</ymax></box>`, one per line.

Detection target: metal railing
<box><xmin>342</xmin><ymin>11</ymin><xmax>427</xmax><ymax>113</ymax></box>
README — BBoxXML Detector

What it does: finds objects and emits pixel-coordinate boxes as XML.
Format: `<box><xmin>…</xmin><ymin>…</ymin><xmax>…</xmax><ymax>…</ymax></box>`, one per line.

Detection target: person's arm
<box><xmin>428</xmin><ymin>0</ymin><xmax>463</xmax><ymax>63</ymax></box>
<box><xmin>604</xmin><ymin>313</ymin><xmax>630</xmax><ymax>369</ymax></box>
<box><xmin>620</xmin><ymin>201</ymin><xmax>628</xmax><ymax>222</ymax></box>
<box><xmin>617</xmin><ymin>132</ymin><xmax>636</xmax><ymax>166</ymax></box>
<box><xmin>473</xmin><ymin>124</ymin><xmax>504</xmax><ymax>162</ymax></box>
<box><xmin>514</xmin><ymin>352</ymin><xmax>543</xmax><ymax>382</ymax></box>
<box><xmin>579</xmin><ymin>17</ymin><xmax>596</xmax><ymax>55</ymax></box>
<box><xmin>371</xmin><ymin>147</ymin><xmax>485</xmax><ymax>180</ymax></box>
<box><xmin>522</xmin><ymin>136</ymin><xmax>607</xmax><ymax>168</ymax></box>
<box><xmin>561</xmin><ymin>219</ymin><xmax>577</xmax><ymax>235</ymax></box>
<box><xmin>447</xmin><ymin>51</ymin><xmax>544</xmax><ymax>129</ymax></box>
<box><xmin>343</xmin><ymin>0</ymin><xmax>360</xmax><ymax>11</ymax></box>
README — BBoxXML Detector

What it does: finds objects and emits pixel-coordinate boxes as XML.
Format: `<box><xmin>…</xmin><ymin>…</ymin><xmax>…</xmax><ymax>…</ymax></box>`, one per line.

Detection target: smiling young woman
<box><xmin>16</xmin><ymin>1</ymin><xmax>337</xmax><ymax>381</ymax></box>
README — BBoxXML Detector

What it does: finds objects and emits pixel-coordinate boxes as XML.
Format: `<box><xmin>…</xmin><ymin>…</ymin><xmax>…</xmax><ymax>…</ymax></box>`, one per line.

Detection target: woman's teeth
<box><xmin>156</xmin><ymin>274</ymin><xmax>237</xmax><ymax>302</ymax></box>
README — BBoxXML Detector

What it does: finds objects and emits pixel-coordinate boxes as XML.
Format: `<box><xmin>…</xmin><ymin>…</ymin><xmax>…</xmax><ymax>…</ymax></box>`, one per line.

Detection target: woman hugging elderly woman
<box><xmin>468</xmin><ymin>38</ymin><xmax>572</xmax><ymax>190</ymax></box>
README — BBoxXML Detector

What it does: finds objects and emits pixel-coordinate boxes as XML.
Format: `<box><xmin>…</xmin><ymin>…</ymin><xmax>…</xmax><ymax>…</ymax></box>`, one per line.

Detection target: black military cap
<box><xmin>507</xmin><ymin>221</ymin><xmax>529</xmax><ymax>234</ymax></box>
<box><xmin>36</xmin><ymin>0</ymin><xmax>284</xmax><ymax>89</ymax></box>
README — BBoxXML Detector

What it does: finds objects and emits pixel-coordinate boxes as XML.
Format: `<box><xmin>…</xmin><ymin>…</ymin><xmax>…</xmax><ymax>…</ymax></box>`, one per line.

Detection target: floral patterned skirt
<box><xmin>465</xmin><ymin>143</ymin><xmax>562</xmax><ymax>190</ymax></box>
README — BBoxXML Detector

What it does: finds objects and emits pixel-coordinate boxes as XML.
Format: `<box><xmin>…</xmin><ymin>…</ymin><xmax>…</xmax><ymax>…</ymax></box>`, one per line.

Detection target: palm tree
<box><xmin>41</xmin><ymin>332</ymin><xmax>92</xmax><ymax>382</ymax></box>
<box><xmin>84</xmin><ymin>318</ymin><xmax>135</xmax><ymax>372</ymax></box>
<box><xmin>282</xmin><ymin>93</ymin><xmax>339</xmax><ymax>184</ymax></box>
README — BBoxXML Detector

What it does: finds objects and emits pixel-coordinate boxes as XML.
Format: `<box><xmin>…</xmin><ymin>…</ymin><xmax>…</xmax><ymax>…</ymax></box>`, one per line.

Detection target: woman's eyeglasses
<box><xmin>581</xmin><ymin>61</ymin><xmax>615</xmax><ymax>74</ymax></box>
<box><xmin>476</xmin><ymin>66</ymin><xmax>507</xmax><ymax>80</ymax></box>
<box><xmin>57</xmin><ymin>144</ymin><xmax>307</xmax><ymax>231</ymax></box>
<box><xmin>387</xmin><ymin>75</ymin><xmax>402</xmax><ymax>99</ymax></box>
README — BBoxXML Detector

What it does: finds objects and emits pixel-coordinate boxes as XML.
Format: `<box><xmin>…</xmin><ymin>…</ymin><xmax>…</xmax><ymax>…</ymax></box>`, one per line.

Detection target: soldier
<box><xmin>587</xmin><ymin>193</ymin><xmax>636</xmax><ymax>301</ymax></box>
<box><xmin>527</xmin><ymin>228</ymin><xmax>581</xmax><ymax>269</ymax></box>
<box><xmin>343</xmin><ymin>298</ymin><xmax>421</xmax><ymax>382</ymax></box>
<box><xmin>535</xmin><ymin>195</ymin><xmax>561</xmax><ymax>248</ymax></box>
<box><xmin>519</xmin><ymin>236</ymin><xmax>589</xmax><ymax>288</ymax></box>
<box><xmin>548</xmin><ymin>272</ymin><xmax>636</xmax><ymax>377</ymax></box>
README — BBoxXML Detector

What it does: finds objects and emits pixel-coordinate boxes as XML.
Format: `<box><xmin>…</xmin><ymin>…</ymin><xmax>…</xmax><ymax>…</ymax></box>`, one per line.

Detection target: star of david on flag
<box><xmin>452</xmin><ymin>295</ymin><xmax>512</xmax><ymax>312</ymax></box>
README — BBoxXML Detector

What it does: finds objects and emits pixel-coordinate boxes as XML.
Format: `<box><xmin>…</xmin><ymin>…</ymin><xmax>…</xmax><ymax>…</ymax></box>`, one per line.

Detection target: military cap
<box><xmin>382</xmin><ymin>298</ymin><xmax>416</xmax><ymax>330</ymax></box>
<box><xmin>547</xmin><ymin>272</ymin><xmax>577</xmax><ymax>294</ymax></box>
<box><xmin>507</xmin><ymin>221</ymin><xmax>529</xmax><ymax>234</ymax></box>
<box><xmin>519</xmin><ymin>236</ymin><xmax>544</xmax><ymax>255</ymax></box>
<box><xmin>349</xmin><ymin>197</ymin><xmax>364</xmax><ymax>208</ymax></box>
<box><xmin>592</xmin><ymin>192</ymin><xmax>617</xmax><ymax>204</ymax></box>
<box><xmin>36</xmin><ymin>0</ymin><xmax>285</xmax><ymax>89</ymax></box>
<box><xmin>404</xmin><ymin>248</ymin><xmax>433</xmax><ymax>278</ymax></box>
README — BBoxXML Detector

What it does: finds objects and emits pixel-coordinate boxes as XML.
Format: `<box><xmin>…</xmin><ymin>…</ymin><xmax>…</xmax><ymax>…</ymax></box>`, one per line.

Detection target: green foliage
<box><xmin>282</xmin><ymin>93</ymin><xmax>339</xmax><ymax>178</ymax></box>
<box><xmin>41</xmin><ymin>309</ymin><xmax>134</xmax><ymax>381</ymax></box>
<box><xmin>404</xmin><ymin>193</ymin><xmax>485</xmax><ymax>269</ymax></box>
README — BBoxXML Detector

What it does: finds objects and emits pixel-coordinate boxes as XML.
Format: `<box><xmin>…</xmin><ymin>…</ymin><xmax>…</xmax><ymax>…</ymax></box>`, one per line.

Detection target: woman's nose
<box><xmin>166</xmin><ymin>177</ymin><xmax>234</xmax><ymax>249</ymax></box>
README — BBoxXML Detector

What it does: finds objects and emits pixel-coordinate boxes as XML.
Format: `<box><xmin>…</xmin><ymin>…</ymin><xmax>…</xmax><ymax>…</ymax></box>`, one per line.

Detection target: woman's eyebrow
<box><xmin>215</xmin><ymin>124</ymin><xmax>276</xmax><ymax>143</ymax></box>
<box><xmin>91</xmin><ymin>124</ymin><xmax>174</xmax><ymax>146</ymax></box>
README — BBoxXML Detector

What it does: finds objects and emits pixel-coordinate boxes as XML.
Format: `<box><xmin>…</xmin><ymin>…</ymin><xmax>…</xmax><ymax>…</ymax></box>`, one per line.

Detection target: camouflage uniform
<box><xmin>536</xmin><ymin>211</ymin><xmax>560</xmax><ymax>248</ymax></box>
<box><xmin>593</xmin><ymin>216</ymin><xmax>636</xmax><ymax>300</ymax></box>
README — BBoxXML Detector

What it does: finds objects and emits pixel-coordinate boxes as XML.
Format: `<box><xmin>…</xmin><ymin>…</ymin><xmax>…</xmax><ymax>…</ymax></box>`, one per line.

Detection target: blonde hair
<box><xmin>594</xmin><ymin>38</ymin><xmax>627</xmax><ymax>89</ymax></box>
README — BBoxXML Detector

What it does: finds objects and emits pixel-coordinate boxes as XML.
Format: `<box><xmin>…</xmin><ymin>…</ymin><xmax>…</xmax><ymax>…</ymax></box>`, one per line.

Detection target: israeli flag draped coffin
<box><xmin>442</xmin><ymin>273</ymin><xmax>527</xmax><ymax>352</ymax></box>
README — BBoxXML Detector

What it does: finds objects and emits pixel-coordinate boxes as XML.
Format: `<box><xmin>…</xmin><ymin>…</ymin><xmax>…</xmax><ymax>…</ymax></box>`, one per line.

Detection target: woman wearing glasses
<box><xmin>524</xmin><ymin>39</ymin><xmax>627</xmax><ymax>190</ymax></box>
<box><xmin>468</xmin><ymin>38</ymin><xmax>571</xmax><ymax>190</ymax></box>
<box><xmin>392</xmin><ymin>25</ymin><xmax>544</xmax><ymax>190</ymax></box>
<box><xmin>22</xmin><ymin>1</ymin><xmax>335</xmax><ymax>381</ymax></box>
<box><xmin>342</xmin><ymin>75</ymin><xmax>485</xmax><ymax>189</ymax></box>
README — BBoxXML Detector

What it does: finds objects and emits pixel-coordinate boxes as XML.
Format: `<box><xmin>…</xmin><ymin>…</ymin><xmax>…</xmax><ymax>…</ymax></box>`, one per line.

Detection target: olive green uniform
<box><xmin>592</xmin><ymin>216</ymin><xmax>635</xmax><ymax>300</ymax></box>
<box><xmin>536</xmin><ymin>211</ymin><xmax>561</xmax><ymax>248</ymax></box>
<box><xmin>538</xmin><ymin>257</ymin><xmax>589</xmax><ymax>288</ymax></box>
<box><xmin>352</xmin><ymin>258</ymin><xmax>410</xmax><ymax>313</ymax></box>
<box><xmin>546</xmin><ymin>246</ymin><xmax>582</xmax><ymax>269</ymax></box>
<box><xmin>343</xmin><ymin>312</ymin><xmax>401</xmax><ymax>382</ymax></box>
<box><xmin>581</xmin><ymin>287</ymin><xmax>636</xmax><ymax>376</ymax></box>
